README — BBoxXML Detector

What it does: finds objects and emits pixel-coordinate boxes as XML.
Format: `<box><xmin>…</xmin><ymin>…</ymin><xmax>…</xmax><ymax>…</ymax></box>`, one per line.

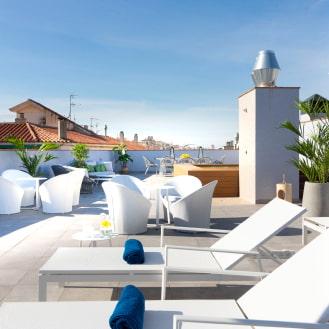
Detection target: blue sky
<box><xmin>0</xmin><ymin>0</ymin><xmax>328</xmax><ymax>148</ymax></box>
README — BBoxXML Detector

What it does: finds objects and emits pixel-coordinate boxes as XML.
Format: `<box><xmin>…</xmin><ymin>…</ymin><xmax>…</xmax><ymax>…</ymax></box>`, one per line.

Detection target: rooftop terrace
<box><xmin>0</xmin><ymin>173</ymin><xmax>311</xmax><ymax>303</ymax></box>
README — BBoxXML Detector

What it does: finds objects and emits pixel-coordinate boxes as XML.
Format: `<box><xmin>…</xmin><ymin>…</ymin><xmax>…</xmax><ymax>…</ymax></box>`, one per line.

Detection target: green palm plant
<box><xmin>112</xmin><ymin>143</ymin><xmax>133</xmax><ymax>167</ymax></box>
<box><xmin>4</xmin><ymin>135</ymin><xmax>59</xmax><ymax>177</ymax></box>
<box><xmin>72</xmin><ymin>144</ymin><xmax>90</xmax><ymax>168</ymax></box>
<box><xmin>280</xmin><ymin>97</ymin><xmax>329</xmax><ymax>183</ymax></box>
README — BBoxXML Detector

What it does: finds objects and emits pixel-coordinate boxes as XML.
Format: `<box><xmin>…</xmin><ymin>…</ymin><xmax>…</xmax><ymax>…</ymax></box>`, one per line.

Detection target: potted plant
<box><xmin>72</xmin><ymin>144</ymin><xmax>90</xmax><ymax>168</ymax></box>
<box><xmin>112</xmin><ymin>143</ymin><xmax>133</xmax><ymax>174</ymax></box>
<box><xmin>4</xmin><ymin>135</ymin><xmax>59</xmax><ymax>177</ymax></box>
<box><xmin>280</xmin><ymin>96</ymin><xmax>329</xmax><ymax>216</ymax></box>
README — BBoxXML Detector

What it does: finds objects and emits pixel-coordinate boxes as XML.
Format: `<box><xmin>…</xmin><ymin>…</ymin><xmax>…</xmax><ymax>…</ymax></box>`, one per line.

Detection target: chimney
<box><xmin>104</xmin><ymin>125</ymin><xmax>108</xmax><ymax>136</ymax></box>
<box><xmin>58</xmin><ymin>119</ymin><xmax>67</xmax><ymax>139</ymax></box>
<box><xmin>15</xmin><ymin>112</ymin><xmax>27</xmax><ymax>123</ymax></box>
<box><xmin>134</xmin><ymin>133</ymin><xmax>138</xmax><ymax>145</ymax></box>
<box><xmin>251</xmin><ymin>50</ymin><xmax>280</xmax><ymax>87</ymax></box>
<box><xmin>119</xmin><ymin>131</ymin><xmax>124</xmax><ymax>143</ymax></box>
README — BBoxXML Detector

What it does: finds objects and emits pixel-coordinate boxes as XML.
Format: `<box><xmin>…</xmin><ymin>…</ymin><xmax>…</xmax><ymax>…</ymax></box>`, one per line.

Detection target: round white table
<box><xmin>72</xmin><ymin>231</ymin><xmax>118</xmax><ymax>247</ymax></box>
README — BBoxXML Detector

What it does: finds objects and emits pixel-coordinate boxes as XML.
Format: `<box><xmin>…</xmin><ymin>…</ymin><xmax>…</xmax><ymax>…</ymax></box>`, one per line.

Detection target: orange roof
<box><xmin>0</xmin><ymin>122</ymin><xmax>63</xmax><ymax>143</ymax></box>
<box><xmin>0</xmin><ymin>122</ymin><xmax>147</xmax><ymax>149</ymax></box>
<box><xmin>123</xmin><ymin>140</ymin><xmax>147</xmax><ymax>150</ymax></box>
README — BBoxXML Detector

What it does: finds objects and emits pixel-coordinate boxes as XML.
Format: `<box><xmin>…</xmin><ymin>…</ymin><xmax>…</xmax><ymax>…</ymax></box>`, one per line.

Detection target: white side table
<box><xmin>90</xmin><ymin>174</ymin><xmax>116</xmax><ymax>185</ymax></box>
<box><xmin>302</xmin><ymin>217</ymin><xmax>329</xmax><ymax>245</ymax></box>
<box><xmin>155</xmin><ymin>185</ymin><xmax>176</xmax><ymax>228</ymax></box>
<box><xmin>72</xmin><ymin>231</ymin><xmax>118</xmax><ymax>247</ymax></box>
<box><xmin>17</xmin><ymin>176</ymin><xmax>47</xmax><ymax>210</ymax></box>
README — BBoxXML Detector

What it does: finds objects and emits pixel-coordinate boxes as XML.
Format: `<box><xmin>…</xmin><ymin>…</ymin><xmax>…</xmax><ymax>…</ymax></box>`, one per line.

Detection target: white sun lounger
<box><xmin>38</xmin><ymin>198</ymin><xmax>306</xmax><ymax>300</ymax></box>
<box><xmin>2</xmin><ymin>225</ymin><xmax>329</xmax><ymax>329</ymax></box>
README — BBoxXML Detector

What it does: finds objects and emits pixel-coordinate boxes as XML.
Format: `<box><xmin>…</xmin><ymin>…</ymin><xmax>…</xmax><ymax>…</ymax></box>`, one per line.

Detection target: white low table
<box><xmin>155</xmin><ymin>185</ymin><xmax>176</xmax><ymax>227</ymax></box>
<box><xmin>72</xmin><ymin>231</ymin><xmax>118</xmax><ymax>247</ymax></box>
<box><xmin>90</xmin><ymin>174</ymin><xmax>116</xmax><ymax>184</ymax></box>
<box><xmin>302</xmin><ymin>216</ymin><xmax>329</xmax><ymax>244</ymax></box>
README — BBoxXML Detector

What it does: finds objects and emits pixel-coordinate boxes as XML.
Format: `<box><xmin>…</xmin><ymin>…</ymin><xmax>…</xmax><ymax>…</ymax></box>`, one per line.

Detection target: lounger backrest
<box><xmin>238</xmin><ymin>228</ymin><xmax>329</xmax><ymax>323</ymax></box>
<box><xmin>211</xmin><ymin>198</ymin><xmax>306</xmax><ymax>270</ymax></box>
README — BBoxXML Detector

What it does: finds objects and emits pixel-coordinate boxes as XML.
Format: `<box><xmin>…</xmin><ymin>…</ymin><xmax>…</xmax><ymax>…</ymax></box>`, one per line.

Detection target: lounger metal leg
<box><xmin>161</xmin><ymin>267</ymin><xmax>167</xmax><ymax>300</ymax></box>
<box><xmin>39</xmin><ymin>275</ymin><xmax>48</xmax><ymax>301</ymax></box>
<box><xmin>302</xmin><ymin>217</ymin><xmax>307</xmax><ymax>245</ymax></box>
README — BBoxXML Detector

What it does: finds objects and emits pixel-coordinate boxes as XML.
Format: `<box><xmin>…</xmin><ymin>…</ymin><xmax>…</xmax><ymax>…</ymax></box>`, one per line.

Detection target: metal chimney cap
<box><xmin>253</xmin><ymin>50</ymin><xmax>280</xmax><ymax>70</ymax></box>
<box><xmin>251</xmin><ymin>50</ymin><xmax>281</xmax><ymax>87</ymax></box>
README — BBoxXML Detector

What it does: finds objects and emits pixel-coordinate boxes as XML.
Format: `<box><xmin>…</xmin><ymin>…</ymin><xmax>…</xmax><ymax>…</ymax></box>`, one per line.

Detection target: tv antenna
<box><xmin>90</xmin><ymin>117</ymin><xmax>99</xmax><ymax>130</ymax></box>
<box><xmin>68</xmin><ymin>94</ymin><xmax>80</xmax><ymax>120</ymax></box>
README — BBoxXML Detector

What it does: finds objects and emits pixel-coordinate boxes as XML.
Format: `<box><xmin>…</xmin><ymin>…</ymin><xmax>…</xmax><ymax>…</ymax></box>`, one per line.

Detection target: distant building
<box><xmin>0</xmin><ymin>99</ymin><xmax>146</xmax><ymax>150</ymax></box>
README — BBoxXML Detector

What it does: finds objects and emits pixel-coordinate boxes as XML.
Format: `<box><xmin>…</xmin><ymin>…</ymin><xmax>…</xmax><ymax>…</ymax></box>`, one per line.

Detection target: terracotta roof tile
<box><xmin>124</xmin><ymin>140</ymin><xmax>147</xmax><ymax>150</ymax></box>
<box><xmin>0</xmin><ymin>122</ymin><xmax>147</xmax><ymax>149</ymax></box>
<box><xmin>0</xmin><ymin>122</ymin><xmax>43</xmax><ymax>142</ymax></box>
<box><xmin>31</xmin><ymin>126</ymin><xmax>67</xmax><ymax>142</ymax></box>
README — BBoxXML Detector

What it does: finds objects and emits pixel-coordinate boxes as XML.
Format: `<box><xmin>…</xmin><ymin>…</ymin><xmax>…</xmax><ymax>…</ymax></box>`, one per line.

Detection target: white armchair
<box><xmin>170</xmin><ymin>180</ymin><xmax>218</xmax><ymax>229</ymax></box>
<box><xmin>0</xmin><ymin>176</ymin><xmax>24</xmax><ymax>214</ymax></box>
<box><xmin>63</xmin><ymin>167</ymin><xmax>85</xmax><ymax>206</ymax></box>
<box><xmin>102</xmin><ymin>181</ymin><xmax>151</xmax><ymax>234</ymax></box>
<box><xmin>160</xmin><ymin>175</ymin><xmax>202</xmax><ymax>222</ymax></box>
<box><xmin>111</xmin><ymin>174</ymin><xmax>151</xmax><ymax>199</ymax></box>
<box><xmin>39</xmin><ymin>173</ymin><xmax>77</xmax><ymax>213</ymax></box>
<box><xmin>2</xmin><ymin>169</ymin><xmax>35</xmax><ymax>206</ymax></box>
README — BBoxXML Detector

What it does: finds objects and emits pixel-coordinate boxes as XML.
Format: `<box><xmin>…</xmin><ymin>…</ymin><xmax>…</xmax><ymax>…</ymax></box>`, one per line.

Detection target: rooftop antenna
<box><xmin>68</xmin><ymin>94</ymin><xmax>80</xmax><ymax>120</ymax></box>
<box><xmin>90</xmin><ymin>117</ymin><xmax>98</xmax><ymax>131</ymax></box>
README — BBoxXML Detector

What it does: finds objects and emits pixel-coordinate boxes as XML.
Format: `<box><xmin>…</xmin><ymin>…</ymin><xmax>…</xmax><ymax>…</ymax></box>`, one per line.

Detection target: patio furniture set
<box><xmin>3</xmin><ymin>197</ymin><xmax>329</xmax><ymax>329</ymax></box>
<box><xmin>0</xmin><ymin>168</ymin><xmax>85</xmax><ymax>214</ymax></box>
<box><xmin>101</xmin><ymin>174</ymin><xmax>218</xmax><ymax>234</ymax></box>
<box><xmin>3</xmin><ymin>167</ymin><xmax>329</xmax><ymax>329</ymax></box>
<box><xmin>38</xmin><ymin>197</ymin><xmax>305</xmax><ymax>301</ymax></box>
<box><xmin>0</xmin><ymin>162</ymin><xmax>116</xmax><ymax>214</ymax></box>
<box><xmin>143</xmin><ymin>152</ymin><xmax>226</xmax><ymax>176</ymax></box>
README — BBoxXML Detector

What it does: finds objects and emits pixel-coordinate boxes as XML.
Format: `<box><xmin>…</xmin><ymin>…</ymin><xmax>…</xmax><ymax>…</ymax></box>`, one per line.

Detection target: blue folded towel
<box><xmin>123</xmin><ymin>239</ymin><xmax>145</xmax><ymax>264</ymax></box>
<box><xmin>109</xmin><ymin>285</ymin><xmax>145</xmax><ymax>329</ymax></box>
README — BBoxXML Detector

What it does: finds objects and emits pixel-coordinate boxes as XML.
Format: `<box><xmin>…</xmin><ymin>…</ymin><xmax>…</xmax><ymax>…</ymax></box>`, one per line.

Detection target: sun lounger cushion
<box><xmin>123</xmin><ymin>239</ymin><xmax>145</xmax><ymax>264</ymax></box>
<box><xmin>109</xmin><ymin>285</ymin><xmax>145</xmax><ymax>329</ymax></box>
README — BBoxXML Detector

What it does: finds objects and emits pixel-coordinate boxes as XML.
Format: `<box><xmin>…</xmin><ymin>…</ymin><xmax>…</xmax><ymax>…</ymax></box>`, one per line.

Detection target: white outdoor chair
<box><xmin>37</xmin><ymin>198</ymin><xmax>306</xmax><ymax>301</ymax></box>
<box><xmin>4</xmin><ymin>225</ymin><xmax>329</xmax><ymax>329</ymax></box>
<box><xmin>0</xmin><ymin>176</ymin><xmax>24</xmax><ymax>214</ymax></box>
<box><xmin>2</xmin><ymin>169</ymin><xmax>35</xmax><ymax>206</ymax></box>
<box><xmin>111</xmin><ymin>174</ymin><xmax>151</xmax><ymax>199</ymax></box>
<box><xmin>102</xmin><ymin>181</ymin><xmax>152</xmax><ymax>235</ymax></box>
<box><xmin>159</xmin><ymin>156</ymin><xmax>175</xmax><ymax>175</ymax></box>
<box><xmin>143</xmin><ymin>156</ymin><xmax>158</xmax><ymax>175</ymax></box>
<box><xmin>213</xmin><ymin>155</ymin><xmax>226</xmax><ymax>164</ymax></box>
<box><xmin>39</xmin><ymin>173</ymin><xmax>77</xmax><ymax>213</ymax></box>
<box><xmin>160</xmin><ymin>175</ymin><xmax>202</xmax><ymax>222</ymax></box>
<box><xmin>197</xmin><ymin>156</ymin><xmax>212</xmax><ymax>164</ymax></box>
<box><xmin>170</xmin><ymin>180</ymin><xmax>218</xmax><ymax>229</ymax></box>
<box><xmin>177</xmin><ymin>157</ymin><xmax>195</xmax><ymax>164</ymax></box>
<box><xmin>63</xmin><ymin>167</ymin><xmax>85</xmax><ymax>206</ymax></box>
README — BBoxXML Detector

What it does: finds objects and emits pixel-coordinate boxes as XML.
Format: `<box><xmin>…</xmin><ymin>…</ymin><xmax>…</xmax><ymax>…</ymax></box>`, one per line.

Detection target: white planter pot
<box><xmin>302</xmin><ymin>181</ymin><xmax>329</xmax><ymax>217</ymax></box>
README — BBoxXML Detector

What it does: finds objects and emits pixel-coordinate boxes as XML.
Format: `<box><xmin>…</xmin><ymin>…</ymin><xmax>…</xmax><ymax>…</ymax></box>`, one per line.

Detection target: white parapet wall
<box><xmin>0</xmin><ymin>149</ymin><xmax>238</xmax><ymax>176</ymax></box>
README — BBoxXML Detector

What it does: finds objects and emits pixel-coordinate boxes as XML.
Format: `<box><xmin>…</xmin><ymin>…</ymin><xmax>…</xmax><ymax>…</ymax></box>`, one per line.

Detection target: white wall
<box><xmin>239</xmin><ymin>87</ymin><xmax>300</xmax><ymax>203</ymax></box>
<box><xmin>0</xmin><ymin>149</ymin><xmax>238</xmax><ymax>176</ymax></box>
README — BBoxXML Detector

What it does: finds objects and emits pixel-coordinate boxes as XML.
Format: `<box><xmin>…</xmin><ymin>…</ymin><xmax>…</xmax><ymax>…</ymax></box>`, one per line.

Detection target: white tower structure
<box><xmin>239</xmin><ymin>50</ymin><xmax>300</xmax><ymax>203</ymax></box>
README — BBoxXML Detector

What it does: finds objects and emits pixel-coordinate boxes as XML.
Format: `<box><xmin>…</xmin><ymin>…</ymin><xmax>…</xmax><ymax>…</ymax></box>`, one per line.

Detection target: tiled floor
<box><xmin>0</xmin><ymin>173</ymin><xmax>309</xmax><ymax>303</ymax></box>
